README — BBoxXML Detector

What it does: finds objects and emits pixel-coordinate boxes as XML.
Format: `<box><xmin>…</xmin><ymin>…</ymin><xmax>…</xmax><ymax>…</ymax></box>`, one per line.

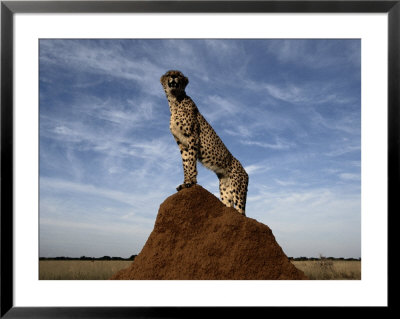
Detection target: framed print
<box><xmin>1</xmin><ymin>0</ymin><xmax>396</xmax><ymax>316</ymax></box>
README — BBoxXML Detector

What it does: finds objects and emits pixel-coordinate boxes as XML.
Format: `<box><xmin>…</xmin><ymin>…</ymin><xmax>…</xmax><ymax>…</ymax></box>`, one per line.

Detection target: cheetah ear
<box><xmin>183</xmin><ymin>76</ymin><xmax>189</xmax><ymax>88</ymax></box>
<box><xmin>160</xmin><ymin>75</ymin><xmax>167</xmax><ymax>85</ymax></box>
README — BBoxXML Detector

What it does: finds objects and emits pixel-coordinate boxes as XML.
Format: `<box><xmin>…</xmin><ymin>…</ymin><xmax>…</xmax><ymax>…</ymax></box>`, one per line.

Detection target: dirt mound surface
<box><xmin>111</xmin><ymin>185</ymin><xmax>307</xmax><ymax>280</ymax></box>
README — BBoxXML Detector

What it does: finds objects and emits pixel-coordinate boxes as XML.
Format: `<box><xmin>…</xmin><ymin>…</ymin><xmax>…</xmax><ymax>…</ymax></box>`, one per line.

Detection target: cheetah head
<box><xmin>160</xmin><ymin>70</ymin><xmax>189</xmax><ymax>96</ymax></box>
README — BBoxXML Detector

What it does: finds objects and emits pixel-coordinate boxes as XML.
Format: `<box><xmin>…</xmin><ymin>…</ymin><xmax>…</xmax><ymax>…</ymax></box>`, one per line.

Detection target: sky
<box><xmin>39</xmin><ymin>39</ymin><xmax>361</xmax><ymax>258</ymax></box>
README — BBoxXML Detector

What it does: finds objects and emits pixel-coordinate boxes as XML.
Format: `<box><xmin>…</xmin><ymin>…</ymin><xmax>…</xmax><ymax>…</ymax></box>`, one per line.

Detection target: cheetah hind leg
<box><xmin>235</xmin><ymin>192</ymin><xmax>247</xmax><ymax>216</ymax></box>
<box><xmin>235</xmin><ymin>174</ymin><xmax>248</xmax><ymax>216</ymax></box>
<box><xmin>218</xmin><ymin>176</ymin><xmax>234</xmax><ymax>208</ymax></box>
<box><xmin>176</xmin><ymin>182</ymin><xmax>196</xmax><ymax>191</ymax></box>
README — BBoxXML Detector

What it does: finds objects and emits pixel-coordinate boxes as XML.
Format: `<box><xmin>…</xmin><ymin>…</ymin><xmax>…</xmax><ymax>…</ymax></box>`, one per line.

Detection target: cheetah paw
<box><xmin>176</xmin><ymin>183</ymin><xmax>195</xmax><ymax>191</ymax></box>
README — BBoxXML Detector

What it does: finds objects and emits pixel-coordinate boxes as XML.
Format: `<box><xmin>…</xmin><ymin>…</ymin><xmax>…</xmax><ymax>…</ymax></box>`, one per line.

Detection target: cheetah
<box><xmin>160</xmin><ymin>70</ymin><xmax>249</xmax><ymax>215</ymax></box>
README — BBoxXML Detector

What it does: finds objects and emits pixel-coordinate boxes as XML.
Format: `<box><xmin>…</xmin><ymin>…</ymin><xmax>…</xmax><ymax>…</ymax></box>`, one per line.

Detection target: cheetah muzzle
<box><xmin>160</xmin><ymin>70</ymin><xmax>249</xmax><ymax>216</ymax></box>
<box><xmin>168</xmin><ymin>77</ymin><xmax>179</xmax><ymax>88</ymax></box>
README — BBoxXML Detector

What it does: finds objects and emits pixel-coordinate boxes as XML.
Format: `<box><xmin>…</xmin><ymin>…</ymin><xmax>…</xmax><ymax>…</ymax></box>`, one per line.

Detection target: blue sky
<box><xmin>39</xmin><ymin>39</ymin><xmax>361</xmax><ymax>258</ymax></box>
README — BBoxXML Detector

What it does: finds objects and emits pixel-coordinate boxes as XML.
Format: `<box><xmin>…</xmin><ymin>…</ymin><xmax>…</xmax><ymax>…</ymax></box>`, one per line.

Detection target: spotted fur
<box><xmin>160</xmin><ymin>70</ymin><xmax>249</xmax><ymax>215</ymax></box>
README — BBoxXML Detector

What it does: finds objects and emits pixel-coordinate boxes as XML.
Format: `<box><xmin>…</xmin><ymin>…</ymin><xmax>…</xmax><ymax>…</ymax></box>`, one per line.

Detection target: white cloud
<box><xmin>41</xmin><ymin>177</ymin><xmax>140</xmax><ymax>207</ymax></box>
<box><xmin>264</xmin><ymin>83</ymin><xmax>305</xmax><ymax>103</ymax></box>
<box><xmin>339</xmin><ymin>173</ymin><xmax>360</xmax><ymax>181</ymax></box>
<box><xmin>244</xmin><ymin>164</ymin><xmax>270</xmax><ymax>175</ymax></box>
<box><xmin>240</xmin><ymin>137</ymin><xmax>294</xmax><ymax>150</ymax></box>
<box><xmin>39</xmin><ymin>216</ymin><xmax>152</xmax><ymax>257</ymax></box>
<box><xmin>40</xmin><ymin>40</ymin><xmax>165</xmax><ymax>97</ymax></box>
<box><xmin>41</xmin><ymin>111</ymin><xmax>176</xmax><ymax>166</ymax></box>
<box><xmin>39</xmin><ymin>176</ymin><xmax>171</xmax><ymax>241</ymax></box>
<box><xmin>199</xmin><ymin>94</ymin><xmax>242</xmax><ymax>123</ymax></box>
<box><xmin>325</xmin><ymin>144</ymin><xmax>361</xmax><ymax>157</ymax></box>
<box><xmin>248</xmin><ymin>184</ymin><xmax>361</xmax><ymax>258</ymax></box>
<box><xmin>40</xmin><ymin>217</ymin><xmax>151</xmax><ymax>236</ymax></box>
<box><xmin>224</xmin><ymin>125</ymin><xmax>253</xmax><ymax>138</ymax></box>
<box><xmin>266</xmin><ymin>39</ymin><xmax>360</xmax><ymax>69</ymax></box>
<box><xmin>253</xmin><ymin>81</ymin><xmax>356</xmax><ymax>106</ymax></box>
<box><xmin>274</xmin><ymin>179</ymin><xmax>297</xmax><ymax>186</ymax></box>
<box><xmin>247</xmin><ymin>186</ymin><xmax>360</xmax><ymax>233</ymax></box>
<box><xmin>309</xmin><ymin>107</ymin><xmax>360</xmax><ymax>135</ymax></box>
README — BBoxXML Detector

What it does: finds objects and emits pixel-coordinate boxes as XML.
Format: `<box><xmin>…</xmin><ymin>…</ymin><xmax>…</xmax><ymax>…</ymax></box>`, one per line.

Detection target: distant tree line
<box><xmin>289</xmin><ymin>256</ymin><xmax>361</xmax><ymax>261</ymax></box>
<box><xmin>39</xmin><ymin>255</ymin><xmax>361</xmax><ymax>261</ymax></box>
<box><xmin>39</xmin><ymin>255</ymin><xmax>137</xmax><ymax>261</ymax></box>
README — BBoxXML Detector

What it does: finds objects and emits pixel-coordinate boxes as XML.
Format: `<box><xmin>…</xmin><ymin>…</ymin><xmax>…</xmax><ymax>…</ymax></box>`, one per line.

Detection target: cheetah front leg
<box><xmin>174</xmin><ymin>135</ymin><xmax>199</xmax><ymax>191</ymax></box>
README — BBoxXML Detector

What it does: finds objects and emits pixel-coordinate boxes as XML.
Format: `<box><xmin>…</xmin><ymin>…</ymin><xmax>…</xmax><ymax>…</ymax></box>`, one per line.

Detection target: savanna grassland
<box><xmin>39</xmin><ymin>260</ymin><xmax>133</xmax><ymax>280</ymax></box>
<box><xmin>292</xmin><ymin>260</ymin><xmax>361</xmax><ymax>280</ymax></box>
<box><xmin>39</xmin><ymin>259</ymin><xmax>361</xmax><ymax>280</ymax></box>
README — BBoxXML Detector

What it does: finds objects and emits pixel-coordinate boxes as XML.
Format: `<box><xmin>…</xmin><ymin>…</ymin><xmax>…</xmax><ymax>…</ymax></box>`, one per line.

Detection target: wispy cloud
<box><xmin>248</xmin><ymin>79</ymin><xmax>357</xmax><ymax>108</ymax></box>
<box><xmin>224</xmin><ymin>125</ymin><xmax>253</xmax><ymax>138</ymax></box>
<box><xmin>41</xmin><ymin>113</ymin><xmax>175</xmax><ymax>165</ymax></box>
<box><xmin>308</xmin><ymin>107</ymin><xmax>360</xmax><ymax>135</ymax></box>
<box><xmin>39</xmin><ymin>39</ymin><xmax>361</xmax><ymax>258</ymax></box>
<box><xmin>248</xmin><ymin>185</ymin><xmax>360</xmax><ymax>220</ymax></box>
<box><xmin>325</xmin><ymin>144</ymin><xmax>361</xmax><ymax>157</ymax></box>
<box><xmin>339</xmin><ymin>173</ymin><xmax>360</xmax><ymax>181</ymax></box>
<box><xmin>198</xmin><ymin>94</ymin><xmax>242</xmax><ymax>123</ymax></box>
<box><xmin>240</xmin><ymin>137</ymin><xmax>294</xmax><ymax>150</ymax></box>
<box><xmin>39</xmin><ymin>176</ymin><xmax>172</xmax><ymax>235</ymax></box>
<box><xmin>92</xmin><ymin>99</ymin><xmax>157</xmax><ymax>126</ymax></box>
<box><xmin>264</xmin><ymin>83</ymin><xmax>306</xmax><ymax>103</ymax></box>
<box><xmin>274</xmin><ymin>179</ymin><xmax>298</xmax><ymax>187</ymax></box>
<box><xmin>40</xmin><ymin>177</ymin><xmax>150</xmax><ymax>208</ymax></box>
<box><xmin>244</xmin><ymin>164</ymin><xmax>270</xmax><ymax>175</ymax></box>
<box><xmin>266</xmin><ymin>39</ymin><xmax>361</xmax><ymax>70</ymax></box>
<box><xmin>40</xmin><ymin>40</ymin><xmax>166</xmax><ymax>97</ymax></box>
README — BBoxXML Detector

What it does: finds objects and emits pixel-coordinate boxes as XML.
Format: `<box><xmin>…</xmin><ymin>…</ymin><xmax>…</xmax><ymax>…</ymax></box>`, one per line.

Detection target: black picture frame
<box><xmin>1</xmin><ymin>0</ymin><xmax>396</xmax><ymax>317</ymax></box>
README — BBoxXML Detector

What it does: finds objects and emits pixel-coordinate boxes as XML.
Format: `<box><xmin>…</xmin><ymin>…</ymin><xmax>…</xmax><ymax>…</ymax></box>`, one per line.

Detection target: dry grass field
<box><xmin>39</xmin><ymin>259</ymin><xmax>361</xmax><ymax>280</ymax></box>
<box><xmin>39</xmin><ymin>260</ymin><xmax>133</xmax><ymax>280</ymax></box>
<box><xmin>292</xmin><ymin>260</ymin><xmax>361</xmax><ymax>280</ymax></box>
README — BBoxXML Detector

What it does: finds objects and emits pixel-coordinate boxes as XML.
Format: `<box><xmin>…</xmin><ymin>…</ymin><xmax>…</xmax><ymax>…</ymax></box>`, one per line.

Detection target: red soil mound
<box><xmin>111</xmin><ymin>185</ymin><xmax>307</xmax><ymax>280</ymax></box>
